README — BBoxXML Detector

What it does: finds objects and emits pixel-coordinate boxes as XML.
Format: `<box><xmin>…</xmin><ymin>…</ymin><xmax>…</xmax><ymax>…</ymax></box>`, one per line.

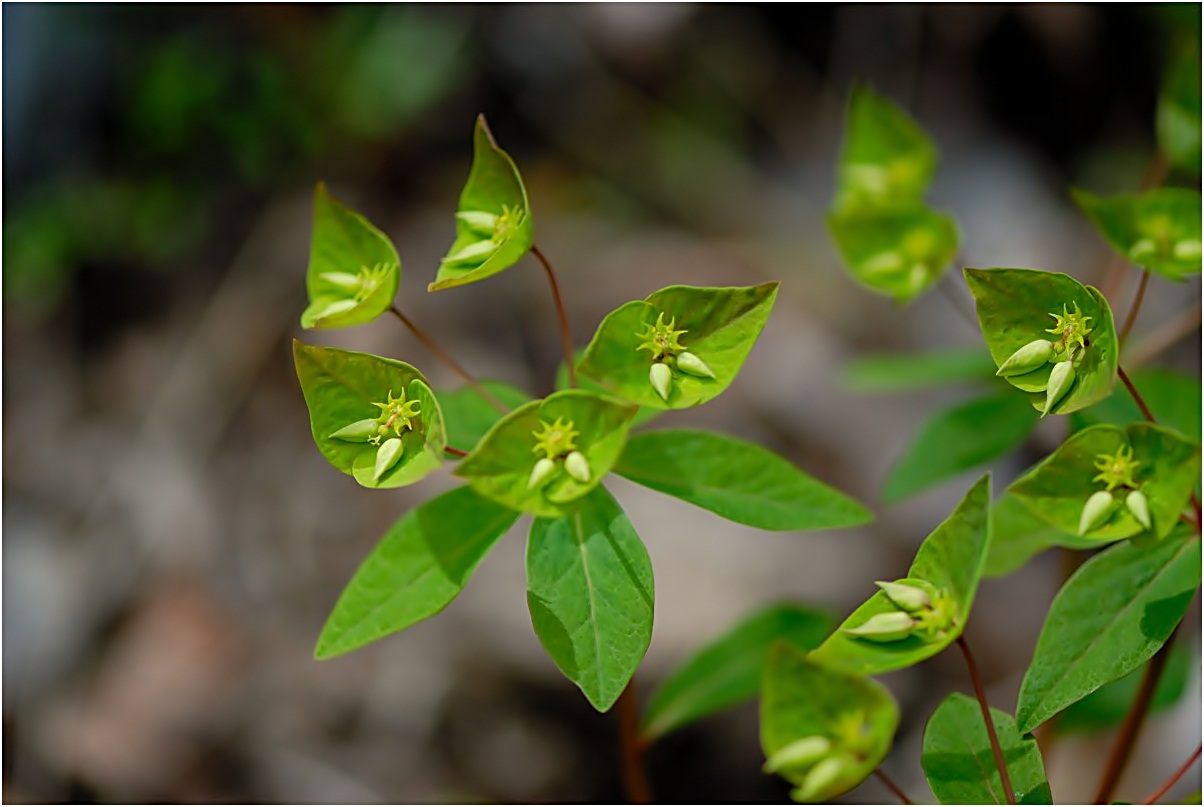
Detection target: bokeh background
<box><xmin>4</xmin><ymin>4</ymin><xmax>1201</xmax><ymax>803</ymax></box>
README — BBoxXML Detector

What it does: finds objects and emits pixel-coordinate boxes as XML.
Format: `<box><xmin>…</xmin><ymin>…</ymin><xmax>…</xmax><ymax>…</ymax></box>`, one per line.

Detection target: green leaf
<box><xmin>526</xmin><ymin>486</ymin><xmax>654</xmax><ymax>711</ymax></box>
<box><xmin>314</xmin><ymin>486</ymin><xmax>519</xmax><ymax>659</ymax></box>
<box><xmin>429</xmin><ymin>115</ymin><xmax>534</xmax><ymax>292</ymax></box>
<box><xmin>884</xmin><ymin>391</ymin><xmax>1038</xmax><ymax>503</ymax></box>
<box><xmin>455</xmin><ymin>389</ymin><xmax>637</xmax><ymax>518</ymax></box>
<box><xmin>829</xmin><ymin>205</ymin><xmax>959</xmax><ymax>303</ymax></box>
<box><xmin>922</xmin><ymin>693</ymin><xmax>1051</xmax><ymax>805</ymax></box>
<box><xmin>556</xmin><ymin>349</ymin><xmax>660</xmax><ymax>428</ymax></box>
<box><xmin>965</xmin><ymin>267</ymin><xmax>1119</xmax><ymax>416</ymax></box>
<box><xmin>984</xmin><ymin>493</ymin><xmax>1104</xmax><ymax>579</ymax></box>
<box><xmin>1009</xmin><ymin>423</ymin><xmax>1201</xmax><ymax>542</ymax></box>
<box><xmin>301</xmin><ymin>183</ymin><xmax>402</xmax><ymax>329</ymax></box>
<box><xmin>293</xmin><ymin>341</ymin><xmax>446</xmax><ymax>489</ymax></box>
<box><xmin>843</xmin><ymin>346</ymin><xmax>994</xmax><ymax>392</ymax></box>
<box><xmin>809</xmin><ymin>475</ymin><xmax>991</xmax><ymax>676</ymax></box>
<box><xmin>1054</xmin><ymin>642</ymin><xmax>1191</xmax><ymax>734</ymax></box>
<box><xmin>1016</xmin><ymin>527</ymin><xmax>1200</xmax><ymax>733</ymax></box>
<box><xmin>834</xmin><ymin>84</ymin><xmax>937</xmax><ymax>212</ymax></box>
<box><xmin>614</xmin><ymin>429</ymin><xmax>872</xmax><ymax>531</ymax></box>
<box><xmin>578</xmin><ymin>282</ymin><xmax>778</xmax><ymax>410</ymax></box>
<box><xmin>1072</xmin><ymin>367</ymin><xmax>1201</xmax><ymax>442</ymax></box>
<box><xmin>438</xmin><ymin>380</ymin><xmax>533</xmax><ymax>451</ymax></box>
<box><xmin>761</xmin><ymin>643</ymin><xmax>899</xmax><ymax>803</ymax></box>
<box><xmin>1158</xmin><ymin>36</ymin><xmax>1202</xmax><ymax>174</ymax></box>
<box><xmin>1073</xmin><ymin>188</ymin><xmax>1202</xmax><ymax>281</ymax></box>
<box><xmin>641</xmin><ymin>604</ymin><xmax>834</xmax><ymax>742</ymax></box>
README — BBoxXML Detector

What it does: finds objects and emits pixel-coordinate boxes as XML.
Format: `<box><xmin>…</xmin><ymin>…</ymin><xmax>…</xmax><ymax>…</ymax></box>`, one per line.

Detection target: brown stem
<box><xmin>1118</xmin><ymin>270</ymin><xmax>1151</xmax><ymax>349</ymax></box>
<box><xmin>874</xmin><ymin>768</ymin><xmax>913</xmax><ymax>804</ymax></box>
<box><xmin>443</xmin><ymin>446</ymin><xmax>468</xmax><ymax>458</ymax></box>
<box><xmin>530</xmin><ymin>244</ymin><xmax>577</xmax><ymax>388</ymax></box>
<box><xmin>389</xmin><ymin>306</ymin><xmax>507</xmax><ymax>414</ymax></box>
<box><xmin>957</xmin><ymin>636</ymin><xmax>1016</xmax><ymax>805</ymax></box>
<box><xmin>1140</xmin><ymin>744</ymin><xmax>1201</xmax><ymax>805</ymax></box>
<box><xmin>1118</xmin><ymin>364</ymin><xmax>1157</xmax><ymax>423</ymax></box>
<box><xmin>616</xmin><ymin>681</ymin><xmax>651</xmax><ymax>804</ymax></box>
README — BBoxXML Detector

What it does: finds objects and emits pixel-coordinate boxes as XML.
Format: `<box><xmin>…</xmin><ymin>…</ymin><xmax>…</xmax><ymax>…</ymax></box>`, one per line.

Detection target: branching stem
<box><xmin>389</xmin><ymin>306</ymin><xmax>508</xmax><ymax>414</ymax></box>
<box><xmin>956</xmin><ymin>636</ymin><xmax>1016</xmax><ymax>805</ymax></box>
<box><xmin>874</xmin><ymin>768</ymin><xmax>913</xmax><ymax>804</ymax></box>
<box><xmin>1139</xmin><ymin>744</ymin><xmax>1201</xmax><ymax>805</ymax></box>
<box><xmin>616</xmin><ymin>681</ymin><xmax>651</xmax><ymax>804</ymax></box>
<box><xmin>530</xmin><ymin>244</ymin><xmax>578</xmax><ymax>388</ymax></box>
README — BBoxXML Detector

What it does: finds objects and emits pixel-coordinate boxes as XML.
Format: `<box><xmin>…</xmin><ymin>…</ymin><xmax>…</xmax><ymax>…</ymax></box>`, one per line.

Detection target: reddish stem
<box><xmin>874</xmin><ymin>768</ymin><xmax>914</xmax><ymax>804</ymax></box>
<box><xmin>957</xmin><ymin>636</ymin><xmax>1016</xmax><ymax>805</ymax></box>
<box><xmin>443</xmin><ymin>446</ymin><xmax>468</xmax><ymax>458</ymax></box>
<box><xmin>530</xmin><ymin>244</ymin><xmax>578</xmax><ymax>388</ymax></box>
<box><xmin>389</xmin><ymin>307</ymin><xmax>508</xmax><ymax>414</ymax></box>
<box><xmin>616</xmin><ymin>681</ymin><xmax>651</xmax><ymax>803</ymax></box>
<box><xmin>1140</xmin><ymin>745</ymin><xmax>1201</xmax><ymax>805</ymax></box>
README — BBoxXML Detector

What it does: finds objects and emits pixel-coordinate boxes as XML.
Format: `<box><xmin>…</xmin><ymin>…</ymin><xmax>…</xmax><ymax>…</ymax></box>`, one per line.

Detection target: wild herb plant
<box><xmin>293</xmin><ymin>52</ymin><xmax>1201</xmax><ymax>802</ymax></box>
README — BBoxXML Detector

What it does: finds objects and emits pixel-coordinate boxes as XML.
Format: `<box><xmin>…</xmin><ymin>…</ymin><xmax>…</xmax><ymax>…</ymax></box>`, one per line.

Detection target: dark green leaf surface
<box><xmin>1072</xmin><ymin>367</ymin><xmax>1201</xmax><ymax>441</ymax></box>
<box><xmin>922</xmin><ymin>693</ymin><xmax>1051</xmax><ymax>805</ymax></box>
<box><xmin>1054</xmin><ymin>642</ymin><xmax>1191</xmax><ymax>734</ymax></box>
<box><xmin>1074</xmin><ymin>188</ymin><xmax>1201</xmax><ymax>281</ymax></box>
<box><xmin>293</xmin><ymin>341</ymin><xmax>446</xmax><ymax>489</ymax></box>
<box><xmin>615</xmin><ymin>429</ymin><xmax>872</xmax><ymax>531</ymax></box>
<box><xmin>843</xmin><ymin>347</ymin><xmax>994</xmax><ymax>392</ymax></box>
<box><xmin>527</xmin><ymin>487</ymin><xmax>654</xmax><ymax>711</ymax></box>
<box><xmin>984</xmin><ymin>493</ymin><xmax>1105</xmax><ymax>579</ymax></box>
<box><xmin>835</xmin><ymin>85</ymin><xmax>936</xmax><ymax>212</ymax></box>
<box><xmin>884</xmin><ymin>391</ymin><xmax>1038</xmax><ymax>503</ymax></box>
<box><xmin>438</xmin><ymin>380</ymin><xmax>533</xmax><ymax>451</ymax></box>
<box><xmin>301</xmin><ymin>183</ymin><xmax>401</xmax><ymax>329</ymax></box>
<box><xmin>314</xmin><ymin>486</ymin><xmax>519</xmax><ymax>659</ymax></box>
<box><xmin>965</xmin><ymin>267</ymin><xmax>1118</xmax><ymax>415</ymax></box>
<box><xmin>579</xmin><ymin>283</ymin><xmax>778</xmax><ymax>410</ymax></box>
<box><xmin>829</xmin><ymin>205</ymin><xmax>959</xmax><ymax>303</ymax></box>
<box><xmin>1158</xmin><ymin>37</ymin><xmax>1202</xmax><ymax>174</ymax></box>
<box><xmin>1015</xmin><ymin>527</ymin><xmax>1201</xmax><ymax>733</ymax></box>
<box><xmin>641</xmin><ymin>604</ymin><xmax>834</xmax><ymax>742</ymax></box>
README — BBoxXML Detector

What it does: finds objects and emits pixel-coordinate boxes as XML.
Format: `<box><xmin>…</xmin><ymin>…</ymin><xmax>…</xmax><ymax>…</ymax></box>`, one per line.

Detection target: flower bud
<box><xmin>1128</xmin><ymin>238</ymin><xmax>1157</xmax><ymax>263</ymax></box>
<box><xmin>1079</xmin><ymin>490</ymin><xmax>1116</xmax><ymax>535</ymax></box>
<box><xmin>875</xmin><ymin>580</ymin><xmax>931</xmax><ymax>613</ymax></box>
<box><xmin>650</xmin><ymin>362</ymin><xmax>672</xmax><ymax>401</ymax></box>
<box><xmin>1174</xmin><ymin>239</ymin><xmax>1202</xmax><ymax>261</ymax></box>
<box><xmin>1125</xmin><ymin>489</ymin><xmax>1152</xmax><ymax>530</ymax></box>
<box><xmin>328</xmin><ymin>418</ymin><xmax>382</xmax><ymax>442</ymax></box>
<box><xmin>675</xmin><ymin>351</ymin><xmax>716</xmax><ymax>379</ymax></box>
<box><xmin>527</xmin><ymin>458</ymin><xmax>557</xmax><ymax>490</ymax></box>
<box><xmin>996</xmin><ymin>340</ymin><xmax>1054</xmax><ymax>377</ymax></box>
<box><xmin>444</xmin><ymin>239</ymin><xmax>500</xmax><ymax>264</ymax></box>
<box><xmin>1042</xmin><ymin>360</ymin><xmax>1075</xmax><ymax>417</ymax></box>
<box><xmin>842</xmin><ymin>611</ymin><xmax>916</xmax><ymax>642</ymax></box>
<box><xmin>311</xmin><ymin>299</ymin><xmax>358</xmax><ymax>321</ymax></box>
<box><xmin>373</xmin><ymin>437</ymin><xmax>404</xmax><ymax>482</ymax></box>
<box><xmin>564</xmin><ymin>450</ymin><xmax>591</xmax><ymax>484</ymax></box>
<box><xmin>320</xmin><ymin>272</ymin><xmax>364</xmax><ymax>293</ymax></box>
<box><xmin>762</xmin><ymin>736</ymin><xmax>832</xmax><ymax>775</ymax></box>
<box><xmin>793</xmin><ymin>755</ymin><xmax>854</xmax><ymax>803</ymax></box>
<box><xmin>455</xmin><ymin>210</ymin><xmax>500</xmax><ymax>233</ymax></box>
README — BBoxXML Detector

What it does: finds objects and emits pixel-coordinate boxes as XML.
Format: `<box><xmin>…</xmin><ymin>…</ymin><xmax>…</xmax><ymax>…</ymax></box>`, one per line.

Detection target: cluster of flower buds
<box><xmin>1079</xmin><ymin>444</ymin><xmax>1151</xmax><ymax>534</ymax></box>
<box><xmin>762</xmin><ymin>711</ymin><xmax>873</xmax><ymax>803</ymax></box>
<box><xmin>312</xmin><ymin>262</ymin><xmax>393</xmax><ymax>321</ymax></box>
<box><xmin>842</xmin><ymin>580</ymin><xmax>957</xmax><ymax>644</ymax></box>
<box><xmin>996</xmin><ymin>302</ymin><xmax>1094</xmax><ymax>416</ymax></box>
<box><xmin>1129</xmin><ymin>236</ymin><xmax>1201</xmax><ymax>264</ymax></box>
<box><xmin>527</xmin><ymin>417</ymin><xmax>592</xmax><ymax>490</ymax></box>
<box><xmin>444</xmin><ymin>205</ymin><xmax>526</xmax><ymax>265</ymax></box>
<box><xmin>635</xmin><ymin>312</ymin><xmax>715</xmax><ymax>400</ymax></box>
<box><xmin>329</xmin><ymin>389</ymin><xmax>422</xmax><ymax>481</ymax></box>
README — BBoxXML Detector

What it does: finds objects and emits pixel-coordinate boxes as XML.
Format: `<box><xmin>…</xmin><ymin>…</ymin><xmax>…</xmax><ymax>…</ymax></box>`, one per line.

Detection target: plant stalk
<box><xmin>389</xmin><ymin>307</ymin><xmax>508</xmax><ymax>414</ymax></box>
<box><xmin>874</xmin><ymin>768</ymin><xmax>913</xmax><ymax>804</ymax></box>
<box><xmin>443</xmin><ymin>446</ymin><xmax>468</xmax><ymax>458</ymax></box>
<box><xmin>530</xmin><ymin>244</ymin><xmax>578</xmax><ymax>388</ymax></box>
<box><xmin>1140</xmin><ymin>744</ymin><xmax>1201</xmax><ymax>805</ymax></box>
<box><xmin>616</xmin><ymin>681</ymin><xmax>651</xmax><ymax>804</ymax></box>
<box><xmin>957</xmin><ymin>636</ymin><xmax>1016</xmax><ymax>805</ymax></box>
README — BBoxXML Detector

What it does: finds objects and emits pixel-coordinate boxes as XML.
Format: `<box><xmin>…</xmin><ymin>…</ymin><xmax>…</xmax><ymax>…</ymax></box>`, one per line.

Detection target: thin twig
<box><xmin>1140</xmin><ymin>744</ymin><xmax>1201</xmax><ymax>805</ymax></box>
<box><xmin>874</xmin><ymin>768</ymin><xmax>914</xmax><ymax>804</ymax></box>
<box><xmin>956</xmin><ymin>636</ymin><xmax>1016</xmax><ymax>805</ymax></box>
<box><xmin>1118</xmin><ymin>270</ymin><xmax>1151</xmax><ymax>348</ymax></box>
<box><xmin>616</xmin><ymin>682</ymin><xmax>651</xmax><ymax>804</ymax></box>
<box><xmin>1118</xmin><ymin>364</ymin><xmax>1158</xmax><ymax>423</ymax></box>
<box><xmin>443</xmin><ymin>446</ymin><xmax>468</xmax><ymax>458</ymax></box>
<box><xmin>389</xmin><ymin>306</ymin><xmax>507</xmax><ymax>414</ymax></box>
<box><xmin>530</xmin><ymin>244</ymin><xmax>578</xmax><ymax>388</ymax></box>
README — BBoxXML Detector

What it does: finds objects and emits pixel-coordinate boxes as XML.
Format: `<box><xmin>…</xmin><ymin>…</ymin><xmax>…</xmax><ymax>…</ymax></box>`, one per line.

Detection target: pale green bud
<box><xmin>676</xmin><ymin>351</ymin><xmax>716</xmax><ymax>379</ymax></box>
<box><xmin>875</xmin><ymin>580</ymin><xmax>931</xmax><ymax>613</ymax></box>
<box><xmin>762</xmin><ymin>736</ymin><xmax>832</xmax><ymax>775</ymax></box>
<box><xmin>527</xmin><ymin>458</ymin><xmax>557</xmax><ymax>490</ymax></box>
<box><xmin>1129</xmin><ymin>238</ymin><xmax>1157</xmax><ymax>263</ymax></box>
<box><xmin>792</xmin><ymin>755</ymin><xmax>854</xmax><ymax>803</ymax></box>
<box><xmin>1042</xmin><ymin>360</ymin><xmax>1075</xmax><ymax>417</ymax></box>
<box><xmin>328</xmin><ymin>418</ymin><xmax>381</xmax><ymax>442</ymax></box>
<box><xmin>320</xmin><ymin>272</ymin><xmax>364</xmax><ymax>293</ymax></box>
<box><xmin>312</xmin><ymin>299</ymin><xmax>358</xmax><ymax>320</ymax></box>
<box><xmin>842</xmin><ymin>611</ymin><xmax>916</xmax><ymax>642</ymax></box>
<box><xmin>860</xmin><ymin>251</ymin><xmax>903</xmax><ymax>275</ymax></box>
<box><xmin>373</xmin><ymin>437</ymin><xmax>404</xmax><ymax>482</ymax></box>
<box><xmin>444</xmin><ymin>239</ymin><xmax>500</xmax><ymax>264</ymax></box>
<box><xmin>1125</xmin><ymin>489</ymin><xmax>1152</xmax><ymax>530</ymax></box>
<box><xmin>564</xmin><ymin>450</ymin><xmax>591</xmax><ymax>483</ymax></box>
<box><xmin>455</xmin><ymin>210</ymin><xmax>500</xmax><ymax>233</ymax></box>
<box><xmin>1079</xmin><ymin>490</ymin><xmax>1116</xmax><ymax>535</ymax></box>
<box><xmin>1173</xmin><ymin>239</ymin><xmax>1202</xmax><ymax>261</ymax></box>
<box><xmin>650</xmin><ymin>362</ymin><xmax>672</xmax><ymax>400</ymax></box>
<box><xmin>997</xmin><ymin>339</ymin><xmax>1054</xmax><ymax>377</ymax></box>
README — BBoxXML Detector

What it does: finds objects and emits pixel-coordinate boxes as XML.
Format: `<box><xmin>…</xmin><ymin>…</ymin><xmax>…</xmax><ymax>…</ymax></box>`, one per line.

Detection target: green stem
<box><xmin>1140</xmin><ymin>744</ymin><xmax>1201</xmax><ymax>805</ymax></box>
<box><xmin>530</xmin><ymin>244</ymin><xmax>578</xmax><ymax>388</ymax></box>
<box><xmin>389</xmin><ymin>306</ymin><xmax>508</xmax><ymax>414</ymax></box>
<box><xmin>616</xmin><ymin>681</ymin><xmax>651</xmax><ymax>803</ymax></box>
<box><xmin>956</xmin><ymin>636</ymin><xmax>1016</xmax><ymax>805</ymax></box>
<box><xmin>874</xmin><ymin>768</ymin><xmax>913</xmax><ymax>804</ymax></box>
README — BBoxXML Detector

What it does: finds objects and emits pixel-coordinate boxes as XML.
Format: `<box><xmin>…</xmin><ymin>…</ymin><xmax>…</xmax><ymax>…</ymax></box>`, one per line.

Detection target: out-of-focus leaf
<box><xmin>843</xmin><ymin>347</ymin><xmax>994</xmax><ymax>392</ymax></box>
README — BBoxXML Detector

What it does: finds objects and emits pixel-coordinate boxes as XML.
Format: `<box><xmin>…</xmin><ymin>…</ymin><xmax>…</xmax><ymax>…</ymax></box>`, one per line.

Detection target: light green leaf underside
<box><xmin>984</xmin><ymin>492</ymin><xmax>1106</xmax><ymax>579</ymax></box>
<box><xmin>556</xmin><ymin>349</ymin><xmax>661</xmax><ymax>428</ymax></box>
<box><xmin>829</xmin><ymin>205</ymin><xmax>959</xmax><ymax>303</ymax></box>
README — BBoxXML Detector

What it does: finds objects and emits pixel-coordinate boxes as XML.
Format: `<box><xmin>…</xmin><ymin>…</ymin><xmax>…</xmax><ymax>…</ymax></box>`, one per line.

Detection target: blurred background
<box><xmin>3</xmin><ymin>4</ymin><xmax>1200</xmax><ymax>803</ymax></box>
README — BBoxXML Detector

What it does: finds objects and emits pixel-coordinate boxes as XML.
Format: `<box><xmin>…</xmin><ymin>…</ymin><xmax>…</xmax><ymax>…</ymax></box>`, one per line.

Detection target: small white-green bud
<box><xmin>1173</xmin><ymin>239</ymin><xmax>1202</xmax><ymax>261</ymax></box>
<box><xmin>1042</xmin><ymin>360</ymin><xmax>1075</xmax><ymax>417</ymax></box>
<box><xmin>1079</xmin><ymin>490</ymin><xmax>1116</xmax><ymax>535</ymax></box>
<box><xmin>792</xmin><ymin>755</ymin><xmax>853</xmax><ymax>803</ymax></box>
<box><xmin>675</xmin><ymin>351</ymin><xmax>716</xmax><ymax>379</ymax></box>
<box><xmin>762</xmin><ymin>736</ymin><xmax>832</xmax><ymax>775</ymax></box>
<box><xmin>373</xmin><ymin>437</ymin><xmax>404</xmax><ymax>481</ymax></box>
<box><xmin>444</xmin><ymin>239</ymin><xmax>500</xmax><ymax>264</ymax></box>
<box><xmin>842</xmin><ymin>611</ymin><xmax>916</xmax><ymax>642</ymax></box>
<box><xmin>650</xmin><ymin>362</ymin><xmax>672</xmax><ymax>401</ymax></box>
<box><xmin>1125</xmin><ymin>488</ymin><xmax>1152</xmax><ymax>530</ymax></box>
<box><xmin>875</xmin><ymin>580</ymin><xmax>931</xmax><ymax>613</ymax></box>
<box><xmin>328</xmin><ymin>418</ymin><xmax>381</xmax><ymax>442</ymax></box>
<box><xmin>312</xmin><ymin>298</ymin><xmax>358</xmax><ymax>320</ymax></box>
<box><xmin>320</xmin><ymin>272</ymin><xmax>364</xmax><ymax>293</ymax></box>
<box><xmin>528</xmin><ymin>457</ymin><xmax>557</xmax><ymax>490</ymax></box>
<box><xmin>1128</xmin><ymin>238</ymin><xmax>1158</xmax><ymax>263</ymax></box>
<box><xmin>564</xmin><ymin>450</ymin><xmax>591</xmax><ymax>483</ymax></box>
<box><xmin>997</xmin><ymin>339</ymin><xmax>1054</xmax><ymax>377</ymax></box>
<box><xmin>455</xmin><ymin>210</ymin><xmax>500</xmax><ymax>233</ymax></box>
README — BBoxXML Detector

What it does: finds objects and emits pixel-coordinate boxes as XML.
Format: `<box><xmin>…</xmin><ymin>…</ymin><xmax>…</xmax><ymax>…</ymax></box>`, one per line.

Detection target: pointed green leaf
<box><xmin>1073</xmin><ymin>188</ymin><xmax>1201</xmax><ymax>281</ymax></box>
<box><xmin>293</xmin><ymin>341</ymin><xmax>446</xmax><ymax>489</ymax></box>
<box><xmin>761</xmin><ymin>644</ymin><xmax>899</xmax><ymax>803</ymax></box>
<box><xmin>1015</xmin><ymin>527</ymin><xmax>1200</xmax><ymax>733</ymax></box>
<box><xmin>1072</xmin><ymin>368</ymin><xmax>1201</xmax><ymax>441</ymax></box>
<box><xmin>984</xmin><ymin>493</ymin><xmax>1106</xmax><ymax>579</ymax></box>
<box><xmin>810</xmin><ymin>475</ymin><xmax>991</xmax><ymax>675</ymax></box>
<box><xmin>314</xmin><ymin>486</ymin><xmax>519</xmax><ymax>659</ymax></box>
<box><xmin>1158</xmin><ymin>36</ymin><xmax>1202</xmax><ymax>174</ymax></box>
<box><xmin>641</xmin><ymin>604</ymin><xmax>834</xmax><ymax>742</ymax></box>
<box><xmin>922</xmin><ymin>693</ymin><xmax>1051</xmax><ymax>805</ymax></box>
<box><xmin>614</xmin><ymin>429</ymin><xmax>872</xmax><ymax>531</ymax></box>
<box><xmin>1009</xmin><ymin>423</ymin><xmax>1201</xmax><ymax>542</ymax></box>
<box><xmin>884</xmin><ymin>390</ymin><xmax>1038</xmax><ymax>503</ymax></box>
<box><xmin>526</xmin><ymin>487</ymin><xmax>654</xmax><ymax>711</ymax></box>
<box><xmin>578</xmin><ymin>282</ymin><xmax>778</xmax><ymax>410</ymax></box>
<box><xmin>835</xmin><ymin>85</ymin><xmax>937</xmax><ymax>212</ymax></box>
<box><xmin>1054</xmin><ymin>642</ymin><xmax>1191</xmax><ymax>734</ymax></box>
<box><xmin>429</xmin><ymin>115</ymin><xmax>534</xmax><ymax>291</ymax></box>
<box><xmin>438</xmin><ymin>380</ymin><xmax>533</xmax><ymax>451</ymax></box>
<box><xmin>829</xmin><ymin>205</ymin><xmax>959</xmax><ymax>303</ymax></box>
<box><xmin>843</xmin><ymin>346</ymin><xmax>994</xmax><ymax>392</ymax></box>
<box><xmin>454</xmin><ymin>390</ymin><xmax>637</xmax><ymax>518</ymax></box>
<box><xmin>301</xmin><ymin>183</ymin><xmax>401</xmax><ymax>329</ymax></box>
<box><xmin>556</xmin><ymin>349</ymin><xmax>660</xmax><ymax>428</ymax></box>
<box><xmin>965</xmin><ymin>267</ymin><xmax>1118</xmax><ymax>415</ymax></box>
